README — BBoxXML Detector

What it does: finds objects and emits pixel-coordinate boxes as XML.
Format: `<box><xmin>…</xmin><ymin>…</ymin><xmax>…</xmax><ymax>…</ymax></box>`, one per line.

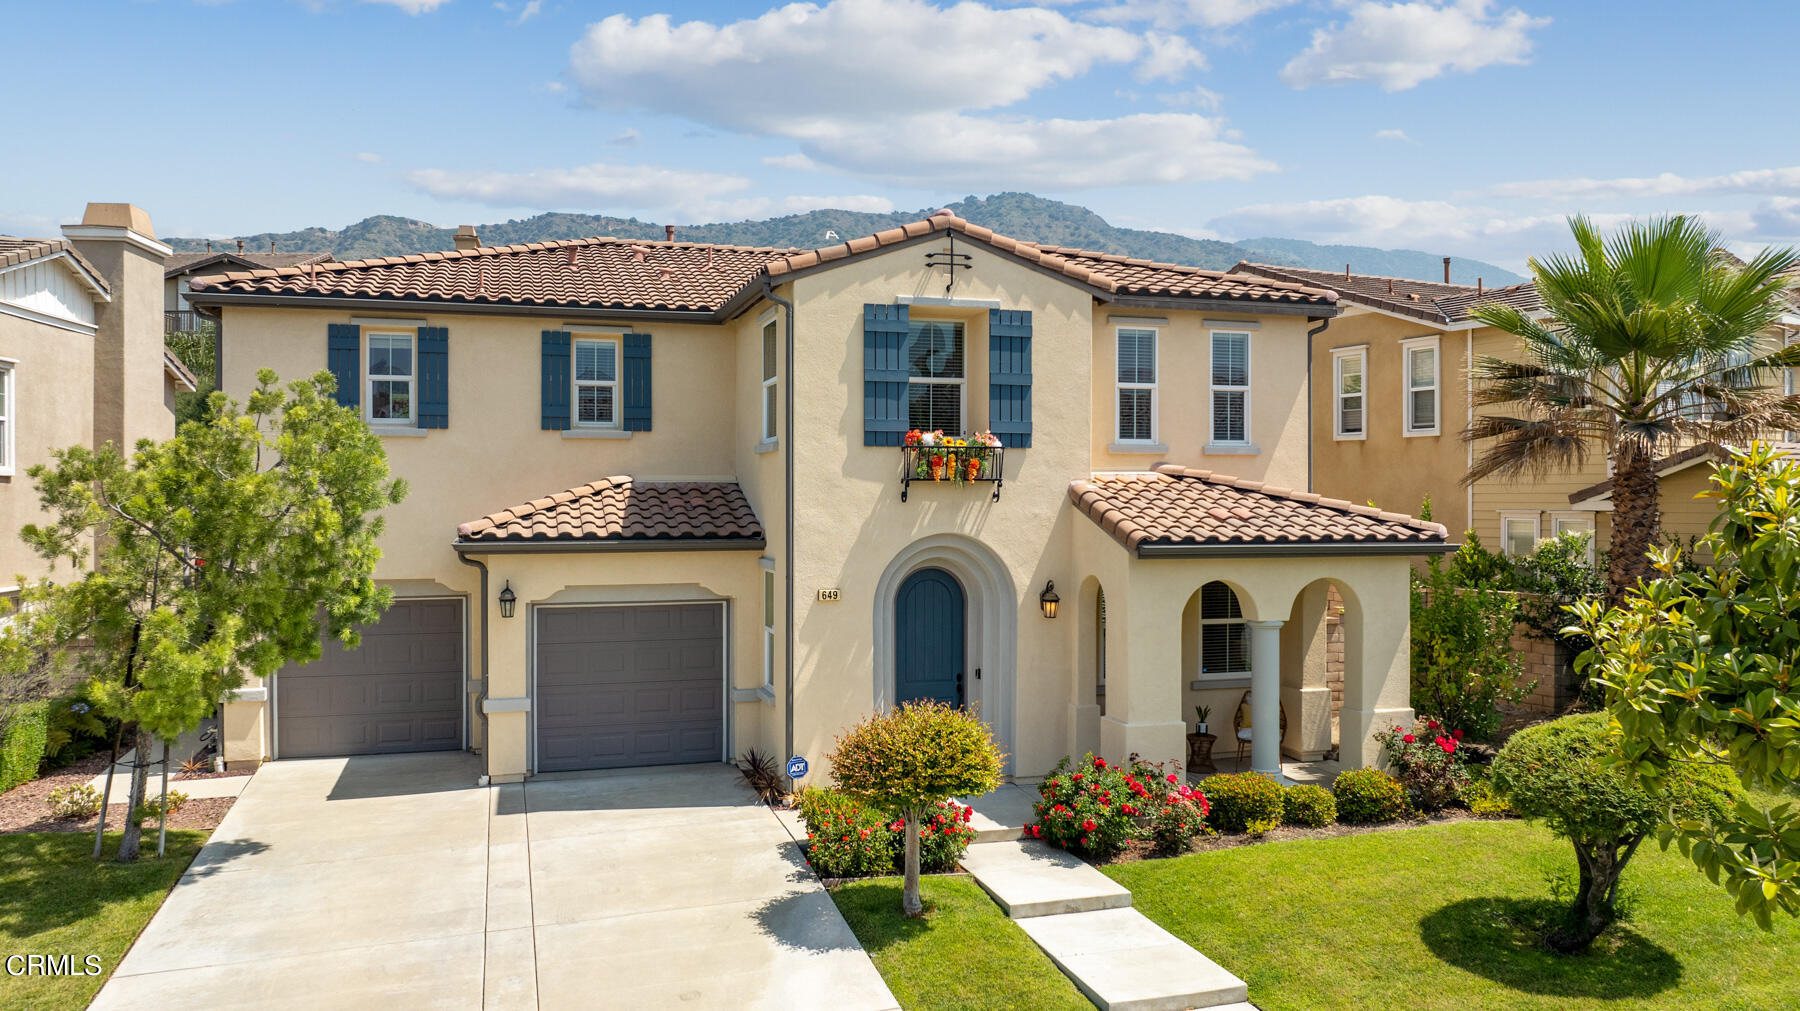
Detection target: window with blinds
<box><xmin>1404</xmin><ymin>339</ymin><xmax>1439</xmax><ymax>434</ymax></box>
<box><xmin>1211</xmin><ymin>331</ymin><xmax>1250</xmax><ymax>444</ymax></box>
<box><xmin>907</xmin><ymin>320</ymin><xmax>964</xmax><ymax>432</ymax></box>
<box><xmin>1116</xmin><ymin>327</ymin><xmax>1157</xmax><ymax>442</ymax></box>
<box><xmin>573</xmin><ymin>337</ymin><xmax>619</xmax><ymax>427</ymax></box>
<box><xmin>761</xmin><ymin>320</ymin><xmax>778</xmax><ymax>442</ymax></box>
<box><xmin>1198</xmin><ymin>581</ymin><xmax>1249</xmax><ymax>679</ymax></box>
<box><xmin>1335</xmin><ymin>348</ymin><xmax>1366</xmax><ymax>437</ymax></box>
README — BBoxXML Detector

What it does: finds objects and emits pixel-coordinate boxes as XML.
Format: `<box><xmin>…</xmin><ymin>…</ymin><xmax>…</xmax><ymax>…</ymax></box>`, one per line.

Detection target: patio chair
<box><xmin>1232</xmin><ymin>689</ymin><xmax>1288</xmax><ymax>768</ymax></box>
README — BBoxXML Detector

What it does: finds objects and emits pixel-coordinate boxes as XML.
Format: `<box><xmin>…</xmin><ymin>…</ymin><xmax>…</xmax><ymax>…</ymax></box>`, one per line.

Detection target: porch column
<box><xmin>1249</xmin><ymin>619</ymin><xmax>1284</xmax><ymax>776</ymax></box>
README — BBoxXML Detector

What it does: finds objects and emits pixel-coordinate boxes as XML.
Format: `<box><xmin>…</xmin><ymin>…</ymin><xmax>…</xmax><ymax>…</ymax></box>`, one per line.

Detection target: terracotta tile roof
<box><xmin>455</xmin><ymin>477</ymin><xmax>764</xmax><ymax>547</ymax></box>
<box><xmin>187</xmin><ymin>211</ymin><xmax>1338</xmax><ymax>315</ymax></box>
<box><xmin>162</xmin><ymin>348</ymin><xmax>199</xmax><ymax>392</ymax></box>
<box><xmin>0</xmin><ymin>236</ymin><xmax>110</xmax><ymax>294</ymax></box>
<box><xmin>1069</xmin><ymin>464</ymin><xmax>1448</xmax><ymax>554</ymax></box>
<box><xmin>165</xmin><ymin>250</ymin><xmax>334</xmax><ymax>278</ymax></box>
<box><xmin>1229</xmin><ymin>262</ymin><xmax>1542</xmax><ymax>325</ymax></box>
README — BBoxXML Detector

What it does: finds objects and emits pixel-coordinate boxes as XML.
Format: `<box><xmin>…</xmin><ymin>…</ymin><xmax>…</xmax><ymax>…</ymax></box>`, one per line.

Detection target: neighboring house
<box><xmin>1227</xmin><ymin>261</ymin><xmax>1800</xmax><ymax>561</ymax></box>
<box><xmin>0</xmin><ymin>202</ymin><xmax>196</xmax><ymax>590</ymax></box>
<box><xmin>165</xmin><ymin>243</ymin><xmax>332</xmax><ymax>336</ymax></box>
<box><xmin>187</xmin><ymin>211</ymin><xmax>1448</xmax><ymax>784</ymax></box>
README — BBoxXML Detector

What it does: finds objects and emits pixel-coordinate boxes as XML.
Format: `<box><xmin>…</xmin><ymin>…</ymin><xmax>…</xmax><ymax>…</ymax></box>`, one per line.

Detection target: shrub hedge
<box><xmin>1333</xmin><ymin>768</ymin><xmax>1410</xmax><ymax>825</ymax></box>
<box><xmin>0</xmin><ymin>701</ymin><xmax>50</xmax><ymax>793</ymax></box>
<box><xmin>1203</xmin><ymin>772</ymin><xmax>1285</xmax><ymax>834</ymax></box>
<box><xmin>1281</xmin><ymin>784</ymin><xmax>1337</xmax><ymax>827</ymax></box>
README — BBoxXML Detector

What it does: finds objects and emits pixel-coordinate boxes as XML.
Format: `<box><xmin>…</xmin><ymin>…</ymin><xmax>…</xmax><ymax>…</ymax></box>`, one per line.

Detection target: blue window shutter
<box><xmin>327</xmin><ymin>323</ymin><xmax>360</xmax><ymax>410</ymax></box>
<box><xmin>541</xmin><ymin>330</ymin><xmax>571</xmax><ymax>430</ymax></box>
<box><xmin>417</xmin><ymin>326</ymin><xmax>449</xmax><ymax>429</ymax></box>
<box><xmin>863</xmin><ymin>303</ymin><xmax>910</xmax><ymax>446</ymax></box>
<box><xmin>622</xmin><ymin>333</ymin><xmax>653</xmax><ymax>431</ymax></box>
<box><xmin>988</xmin><ymin>309</ymin><xmax>1032</xmax><ymax>448</ymax></box>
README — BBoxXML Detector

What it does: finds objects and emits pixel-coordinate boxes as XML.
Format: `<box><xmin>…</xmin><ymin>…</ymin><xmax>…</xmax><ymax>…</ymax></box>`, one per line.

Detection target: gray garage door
<box><xmin>535</xmin><ymin>603</ymin><xmax>724</xmax><ymax>772</ymax></box>
<box><xmin>275</xmin><ymin>598</ymin><xmax>464</xmax><ymax>759</ymax></box>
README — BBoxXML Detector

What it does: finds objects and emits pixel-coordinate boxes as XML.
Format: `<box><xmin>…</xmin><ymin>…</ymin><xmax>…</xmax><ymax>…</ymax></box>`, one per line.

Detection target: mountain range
<box><xmin>164</xmin><ymin>192</ymin><xmax>1523</xmax><ymax>286</ymax></box>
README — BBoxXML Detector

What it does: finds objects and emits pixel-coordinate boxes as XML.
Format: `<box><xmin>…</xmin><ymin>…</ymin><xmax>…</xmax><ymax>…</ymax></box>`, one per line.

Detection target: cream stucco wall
<box><xmin>0</xmin><ymin>311</ymin><xmax>96</xmax><ymax>586</ymax></box>
<box><xmin>70</xmin><ymin>238</ymin><xmax>172</xmax><ymax>449</ymax></box>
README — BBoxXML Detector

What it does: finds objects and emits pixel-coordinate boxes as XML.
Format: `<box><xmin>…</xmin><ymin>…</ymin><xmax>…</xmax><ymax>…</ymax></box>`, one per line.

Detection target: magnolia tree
<box><xmin>1577</xmin><ymin>443</ymin><xmax>1800</xmax><ymax>928</ymax></box>
<box><xmin>7</xmin><ymin>370</ymin><xmax>404</xmax><ymax>861</ymax></box>
<box><xmin>829</xmin><ymin>701</ymin><xmax>1004</xmax><ymax>917</ymax></box>
<box><xmin>1492</xmin><ymin>713</ymin><xmax>1738</xmax><ymax>951</ymax></box>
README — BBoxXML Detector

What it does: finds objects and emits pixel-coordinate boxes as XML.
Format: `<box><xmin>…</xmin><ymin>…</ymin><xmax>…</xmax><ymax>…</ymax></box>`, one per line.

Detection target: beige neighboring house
<box><xmin>187</xmin><ymin>212</ymin><xmax>1449</xmax><ymax>784</ymax></box>
<box><xmin>0</xmin><ymin>203</ymin><xmax>196</xmax><ymax>590</ymax></box>
<box><xmin>1227</xmin><ymin>261</ymin><xmax>1800</xmax><ymax>561</ymax></box>
<box><xmin>165</xmin><ymin>243</ymin><xmax>333</xmax><ymax>338</ymax></box>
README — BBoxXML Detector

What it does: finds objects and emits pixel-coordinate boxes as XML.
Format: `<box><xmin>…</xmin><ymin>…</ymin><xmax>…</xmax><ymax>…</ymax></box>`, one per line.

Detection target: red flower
<box><xmin>1452</xmin><ymin>729</ymin><xmax>1464</xmax><ymax>740</ymax></box>
<box><xmin>1166</xmin><ymin>773</ymin><xmax>1179</xmax><ymax>784</ymax></box>
<box><xmin>1081</xmin><ymin>836</ymin><xmax>1091</xmax><ymax>847</ymax></box>
<box><xmin>1402</xmin><ymin>734</ymin><xmax>1415</xmax><ymax>744</ymax></box>
<box><xmin>1122</xmin><ymin>805</ymin><xmax>1136</xmax><ymax>816</ymax></box>
<box><xmin>1427</xmin><ymin>720</ymin><xmax>1440</xmax><ymax>730</ymax></box>
<box><xmin>1072</xmin><ymin>773</ymin><xmax>1084</xmax><ymax>781</ymax></box>
<box><xmin>1082</xmin><ymin>819</ymin><xmax>1097</xmax><ymax>831</ymax></box>
<box><xmin>890</xmin><ymin>820</ymin><xmax>905</xmax><ymax>831</ymax></box>
<box><xmin>1093</xmin><ymin>757</ymin><xmax>1107</xmax><ymax>769</ymax></box>
<box><xmin>193</xmin><ymin>557</ymin><xmax>207</xmax><ymax>567</ymax></box>
<box><xmin>1437</xmin><ymin>737</ymin><xmax>1456</xmax><ymax>754</ymax></box>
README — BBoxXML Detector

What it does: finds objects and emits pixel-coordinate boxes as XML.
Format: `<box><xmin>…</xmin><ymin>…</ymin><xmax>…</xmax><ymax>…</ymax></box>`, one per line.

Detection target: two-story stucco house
<box><xmin>187</xmin><ymin>211</ymin><xmax>1448</xmax><ymax>785</ymax></box>
<box><xmin>0</xmin><ymin>202</ymin><xmax>197</xmax><ymax>593</ymax></box>
<box><xmin>1228</xmin><ymin>260</ymin><xmax>1800</xmax><ymax>565</ymax></box>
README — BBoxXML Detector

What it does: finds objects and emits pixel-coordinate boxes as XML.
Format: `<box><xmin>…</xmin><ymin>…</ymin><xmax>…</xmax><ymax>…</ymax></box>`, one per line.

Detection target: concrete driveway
<box><xmin>93</xmin><ymin>754</ymin><xmax>897</xmax><ymax>1010</ymax></box>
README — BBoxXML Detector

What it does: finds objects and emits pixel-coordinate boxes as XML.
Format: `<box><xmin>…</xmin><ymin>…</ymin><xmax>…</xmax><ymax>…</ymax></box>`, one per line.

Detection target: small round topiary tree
<box><xmin>830</xmin><ymin>700</ymin><xmax>1004</xmax><ymax>917</ymax></box>
<box><xmin>1491</xmin><ymin>713</ymin><xmax>1740</xmax><ymax>951</ymax></box>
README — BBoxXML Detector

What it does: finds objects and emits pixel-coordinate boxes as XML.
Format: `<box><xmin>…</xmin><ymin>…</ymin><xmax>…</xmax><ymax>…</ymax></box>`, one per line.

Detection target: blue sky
<box><xmin>7</xmin><ymin>0</ymin><xmax>1799</xmax><ymax>269</ymax></box>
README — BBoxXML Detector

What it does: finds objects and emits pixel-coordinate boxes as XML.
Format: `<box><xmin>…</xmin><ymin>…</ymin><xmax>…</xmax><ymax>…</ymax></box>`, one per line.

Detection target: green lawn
<box><xmin>0</xmin><ymin>831</ymin><xmax>207</xmax><ymax>1009</ymax></box>
<box><xmin>830</xmin><ymin>875</ymin><xmax>1092</xmax><ymax>1011</ymax></box>
<box><xmin>1104</xmin><ymin>820</ymin><xmax>1800</xmax><ymax>1011</ymax></box>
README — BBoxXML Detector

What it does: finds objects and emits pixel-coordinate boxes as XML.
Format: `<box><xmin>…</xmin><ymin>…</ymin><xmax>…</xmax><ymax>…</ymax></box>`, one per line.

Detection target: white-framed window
<box><xmin>762</xmin><ymin>570</ymin><xmax>776</xmax><ymax>692</ymax></box>
<box><xmin>1197</xmin><ymin>581</ymin><xmax>1250</xmax><ymax>682</ymax></box>
<box><xmin>760</xmin><ymin>319</ymin><xmax>778</xmax><ymax>443</ymax></box>
<box><xmin>573</xmin><ymin>336</ymin><xmax>620</xmax><ymax>427</ymax></box>
<box><xmin>1333</xmin><ymin>346</ymin><xmax>1367</xmax><ymax>439</ymax></box>
<box><xmin>1211</xmin><ymin>331</ymin><xmax>1251</xmax><ymax>445</ymax></box>
<box><xmin>1551</xmin><ymin>512</ymin><xmax>1597</xmax><ymax>563</ymax></box>
<box><xmin>1402</xmin><ymin>336</ymin><xmax>1440</xmax><ymax>435</ymax></box>
<box><xmin>0</xmin><ymin>362</ymin><xmax>13</xmax><ymax>476</ymax></box>
<box><xmin>1116</xmin><ymin>327</ymin><xmax>1158</xmax><ymax>443</ymax></box>
<box><xmin>907</xmin><ymin>319</ymin><xmax>965</xmax><ymax>432</ymax></box>
<box><xmin>366</xmin><ymin>332</ymin><xmax>414</xmax><ymax>423</ymax></box>
<box><xmin>1500</xmin><ymin>511</ymin><xmax>1540</xmax><ymax>557</ymax></box>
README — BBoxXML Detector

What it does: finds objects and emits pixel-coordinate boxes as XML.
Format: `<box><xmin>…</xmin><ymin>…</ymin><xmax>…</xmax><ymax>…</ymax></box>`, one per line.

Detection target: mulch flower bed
<box><xmin>1095</xmin><ymin>807</ymin><xmax>1510</xmax><ymax>865</ymax></box>
<box><xmin>0</xmin><ymin>754</ymin><xmax>237</xmax><ymax>835</ymax></box>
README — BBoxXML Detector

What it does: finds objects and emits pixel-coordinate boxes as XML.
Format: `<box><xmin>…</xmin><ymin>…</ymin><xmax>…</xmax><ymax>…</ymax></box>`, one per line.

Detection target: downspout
<box><xmin>456</xmin><ymin>551</ymin><xmax>491</xmax><ymax>785</ymax></box>
<box><xmin>1306</xmin><ymin>316</ymin><xmax>1331</xmax><ymax>493</ymax></box>
<box><xmin>761</xmin><ymin>280</ymin><xmax>798</xmax><ymax>784</ymax></box>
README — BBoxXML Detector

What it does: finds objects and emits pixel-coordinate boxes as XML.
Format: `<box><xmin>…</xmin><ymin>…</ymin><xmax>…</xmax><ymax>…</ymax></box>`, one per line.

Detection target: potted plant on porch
<box><xmin>1194</xmin><ymin>705</ymin><xmax>1211</xmax><ymax>736</ymax></box>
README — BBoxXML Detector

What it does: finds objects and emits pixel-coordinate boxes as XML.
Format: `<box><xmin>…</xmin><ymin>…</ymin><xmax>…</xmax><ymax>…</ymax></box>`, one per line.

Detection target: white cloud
<box><xmin>1373</xmin><ymin>128</ymin><xmax>1413</xmax><ymax>142</ymax></box>
<box><xmin>354</xmin><ymin>152</ymin><xmax>382</xmax><ymax>163</ymax></box>
<box><xmin>1490</xmin><ymin>166</ymin><xmax>1800</xmax><ymax>202</ymax></box>
<box><xmin>782</xmin><ymin>194</ymin><xmax>895</xmax><ymax>214</ymax></box>
<box><xmin>1280</xmin><ymin>1</ymin><xmax>1550</xmax><ymax>91</ymax></box>
<box><xmin>361</xmin><ymin>0</ymin><xmax>452</xmax><ymax>13</ymax></box>
<box><xmin>542</xmin><ymin>81</ymin><xmax>568</xmax><ymax>94</ymax></box>
<box><xmin>1071</xmin><ymin>0</ymin><xmax>1298</xmax><ymax>29</ymax></box>
<box><xmin>568</xmin><ymin>0</ymin><xmax>1150</xmax><ymax>138</ymax></box>
<box><xmin>763</xmin><ymin>153</ymin><xmax>823</xmax><ymax>171</ymax></box>
<box><xmin>511</xmin><ymin>0</ymin><xmax>541</xmax><ymax>24</ymax></box>
<box><xmin>803</xmin><ymin>112</ymin><xmax>1273</xmax><ymax>189</ymax></box>
<box><xmin>1135</xmin><ymin>32</ymin><xmax>1206</xmax><ymax>80</ymax></box>
<box><xmin>1156</xmin><ymin>85</ymin><xmax>1223</xmax><ymax>110</ymax></box>
<box><xmin>607</xmin><ymin>128</ymin><xmax>640</xmax><ymax>145</ymax></box>
<box><xmin>0</xmin><ymin>210</ymin><xmax>61</xmax><ymax>239</ymax></box>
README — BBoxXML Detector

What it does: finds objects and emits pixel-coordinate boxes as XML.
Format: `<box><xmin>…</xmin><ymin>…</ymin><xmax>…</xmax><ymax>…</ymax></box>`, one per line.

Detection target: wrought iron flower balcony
<box><xmin>899</xmin><ymin>443</ymin><xmax>1004</xmax><ymax>502</ymax></box>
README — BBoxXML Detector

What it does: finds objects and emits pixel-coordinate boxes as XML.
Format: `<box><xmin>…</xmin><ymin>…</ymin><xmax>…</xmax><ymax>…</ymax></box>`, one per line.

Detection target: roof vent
<box><xmin>237</xmin><ymin>240</ymin><xmax>245</xmax><ymax>253</ymax></box>
<box><xmin>629</xmin><ymin>245</ymin><xmax>651</xmax><ymax>263</ymax></box>
<box><xmin>1443</xmin><ymin>256</ymin><xmax>1451</xmax><ymax>283</ymax></box>
<box><xmin>454</xmin><ymin>225</ymin><xmax>480</xmax><ymax>252</ymax></box>
<box><xmin>658</xmin><ymin>267</ymin><xmax>674</xmax><ymax>281</ymax></box>
<box><xmin>706</xmin><ymin>246</ymin><xmax>715</xmax><ymax>270</ymax></box>
<box><xmin>564</xmin><ymin>246</ymin><xmax>578</xmax><ymax>268</ymax></box>
<box><xmin>1386</xmin><ymin>278</ymin><xmax>1394</xmax><ymax>294</ymax></box>
<box><xmin>1477</xmin><ymin>278</ymin><xmax>1484</xmax><ymax>295</ymax></box>
<box><xmin>665</xmin><ymin>224</ymin><xmax>676</xmax><ymax>242</ymax></box>
<box><xmin>271</xmin><ymin>240</ymin><xmax>277</xmax><ymax>253</ymax></box>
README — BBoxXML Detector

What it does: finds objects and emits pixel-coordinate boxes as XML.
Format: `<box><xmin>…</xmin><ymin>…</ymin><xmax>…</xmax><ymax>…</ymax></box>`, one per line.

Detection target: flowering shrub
<box><xmin>1373</xmin><ymin>718</ymin><xmax>1470</xmax><ymax>812</ymax></box>
<box><xmin>1281</xmin><ymin>784</ymin><xmax>1337</xmax><ymax>828</ymax></box>
<box><xmin>1029</xmin><ymin>754</ymin><xmax>1140</xmax><ymax>859</ymax></box>
<box><xmin>1149</xmin><ymin>783</ymin><xmax>1212</xmax><ymax>855</ymax></box>
<box><xmin>1202</xmin><ymin>772</ymin><xmax>1285</xmax><ymax>834</ymax></box>
<box><xmin>45</xmin><ymin>784</ymin><xmax>102</xmax><ymax>820</ymax></box>
<box><xmin>1332</xmin><ymin>769</ymin><xmax>1410</xmax><ymax>824</ymax></box>
<box><xmin>795</xmin><ymin>787</ymin><xmax>976</xmax><ymax>877</ymax></box>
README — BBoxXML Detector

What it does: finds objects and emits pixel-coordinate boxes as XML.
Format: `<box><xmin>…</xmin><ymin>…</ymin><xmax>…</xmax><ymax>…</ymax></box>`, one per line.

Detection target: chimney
<box><xmin>205</xmin><ymin>240</ymin><xmax>212</xmax><ymax>252</ymax></box>
<box><xmin>1344</xmin><ymin>263</ymin><xmax>1351</xmax><ymax>280</ymax></box>
<box><xmin>1477</xmin><ymin>278</ymin><xmax>1484</xmax><ymax>295</ymax></box>
<box><xmin>61</xmin><ymin>202</ymin><xmax>175</xmax><ymax>449</ymax></box>
<box><xmin>453</xmin><ymin>225</ymin><xmax>480</xmax><ymax>252</ymax></box>
<box><xmin>1443</xmin><ymin>256</ymin><xmax>1451</xmax><ymax>283</ymax></box>
<box><xmin>237</xmin><ymin>240</ymin><xmax>245</xmax><ymax>253</ymax></box>
<box><xmin>665</xmin><ymin>224</ymin><xmax>676</xmax><ymax>242</ymax></box>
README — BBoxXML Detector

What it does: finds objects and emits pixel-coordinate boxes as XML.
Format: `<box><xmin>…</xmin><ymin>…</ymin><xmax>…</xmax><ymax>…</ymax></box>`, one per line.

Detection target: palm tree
<box><xmin>1465</xmin><ymin>216</ymin><xmax>1800</xmax><ymax>601</ymax></box>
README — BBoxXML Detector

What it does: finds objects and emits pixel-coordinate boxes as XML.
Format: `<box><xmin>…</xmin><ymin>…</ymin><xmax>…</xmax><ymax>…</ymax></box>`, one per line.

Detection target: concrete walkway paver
<box><xmin>93</xmin><ymin>753</ymin><xmax>897</xmax><ymax>1011</ymax></box>
<box><xmin>959</xmin><ymin>840</ymin><xmax>1133</xmax><ymax>917</ymax></box>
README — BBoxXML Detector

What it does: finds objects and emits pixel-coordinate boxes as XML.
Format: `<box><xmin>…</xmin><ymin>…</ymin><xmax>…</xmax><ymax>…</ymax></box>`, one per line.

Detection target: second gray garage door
<box><xmin>535</xmin><ymin>603</ymin><xmax>724</xmax><ymax>772</ymax></box>
<box><xmin>275</xmin><ymin>597</ymin><xmax>465</xmax><ymax>759</ymax></box>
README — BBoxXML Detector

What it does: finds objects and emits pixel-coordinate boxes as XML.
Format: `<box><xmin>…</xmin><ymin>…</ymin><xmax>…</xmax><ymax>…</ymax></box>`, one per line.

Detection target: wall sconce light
<box><xmin>498</xmin><ymin>581</ymin><xmax>517</xmax><ymax>619</ymax></box>
<box><xmin>1039</xmin><ymin>580</ymin><xmax>1060</xmax><ymax>619</ymax></box>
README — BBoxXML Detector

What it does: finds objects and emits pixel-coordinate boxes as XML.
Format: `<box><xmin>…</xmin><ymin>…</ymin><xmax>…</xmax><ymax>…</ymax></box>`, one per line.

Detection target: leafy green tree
<box><xmin>1578</xmin><ymin>443</ymin><xmax>1800</xmax><ymax>928</ymax></box>
<box><xmin>829</xmin><ymin>701</ymin><xmax>1004</xmax><ymax>916</ymax></box>
<box><xmin>1492</xmin><ymin>713</ymin><xmax>1739</xmax><ymax>951</ymax></box>
<box><xmin>1466</xmin><ymin>216</ymin><xmax>1800</xmax><ymax>602</ymax></box>
<box><xmin>166</xmin><ymin>323</ymin><xmax>218</xmax><ymax>427</ymax></box>
<box><xmin>1410</xmin><ymin>559</ymin><xmax>1527</xmax><ymax>740</ymax></box>
<box><xmin>8</xmin><ymin>370</ymin><xmax>404</xmax><ymax>860</ymax></box>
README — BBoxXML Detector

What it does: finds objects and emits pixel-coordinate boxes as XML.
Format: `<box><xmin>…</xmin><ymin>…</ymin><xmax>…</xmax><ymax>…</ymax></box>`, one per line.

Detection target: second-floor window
<box><xmin>1116</xmin><ymin>327</ymin><xmax>1157</xmax><ymax>442</ymax></box>
<box><xmin>761</xmin><ymin>320</ymin><xmax>778</xmax><ymax>442</ymax></box>
<box><xmin>367</xmin><ymin>332</ymin><xmax>413</xmax><ymax>423</ymax></box>
<box><xmin>1334</xmin><ymin>347</ymin><xmax>1366</xmax><ymax>439</ymax></box>
<box><xmin>1403</xmin><ymin>337</ymin><xmax>1440</xmax><ymax>435</ymax></box>
<box><xmin>1211</xmin><ymin>331</ymin><xmax>1251</xmax><ymax>445</ymax></box>
<box><xmin>0</xmin><ymin>362</ymin><xmax>13</xmax><ymax>475</ymax></box>
<box><xmin>574</xmin><ymin>337</ymin><xmax>619</xmax><ymax>427</ymax></box>
<box><xmin>907</xmin><ymin>320</ymin><xmax>964</xmax><ymax>432</ymax></box>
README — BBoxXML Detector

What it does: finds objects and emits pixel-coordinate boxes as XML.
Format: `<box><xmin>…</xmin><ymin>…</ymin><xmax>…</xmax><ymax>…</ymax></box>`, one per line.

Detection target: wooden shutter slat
<box><xmin>541</xmin><ymin>330</ymin><xmax>571</xmax><ymax>430</ymax></box>
<box><xmin>863</xmin><ymin>304</ymin><xmax>910</xmax><ymax>446</ymax></box>
<box><xmin>988</xmin><ymin>309</ymin><xmax>1032</xmax><ymax>448</ymax></box>
<box><xmin>327</xmin><ymin>323</ymin><xmax>360</xmax><ymax>410</ymax></box>
<box><xmin>622</xmin><ymin>333</ymin><xmax>653</xmax><ymax>432</ymax></box>
<box><xmin>417</xmin><ymin>326</ymin><xmax>449</xmax><ymax>429</ymax></box>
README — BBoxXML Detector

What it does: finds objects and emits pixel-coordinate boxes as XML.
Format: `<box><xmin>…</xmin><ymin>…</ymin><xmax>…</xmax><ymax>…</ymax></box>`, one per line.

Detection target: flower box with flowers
<box><xmin>899</xmin><ymin>431</ymin><xmax>1005</xmax><ymax>502</ymax></box>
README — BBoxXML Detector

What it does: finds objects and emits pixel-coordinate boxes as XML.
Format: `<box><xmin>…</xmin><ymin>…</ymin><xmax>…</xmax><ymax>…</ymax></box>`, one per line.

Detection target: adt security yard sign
<box><xmin>786</xmin><ymin>755</ymin><xmax>809</xmax><ymax>779</ymax></box>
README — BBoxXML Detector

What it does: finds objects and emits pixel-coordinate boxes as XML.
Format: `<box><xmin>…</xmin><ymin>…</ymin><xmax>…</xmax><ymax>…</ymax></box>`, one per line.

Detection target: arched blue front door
<box><xmin>895</xmin><ymin>567</ymin><xmax>965</xmax><ymax>707</ymax></box>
